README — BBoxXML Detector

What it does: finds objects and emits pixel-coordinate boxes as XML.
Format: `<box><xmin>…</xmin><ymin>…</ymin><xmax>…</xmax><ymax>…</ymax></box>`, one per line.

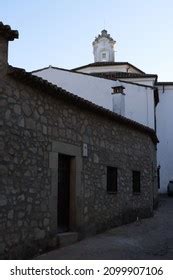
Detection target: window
<box><xmin>107</xmin><ymin>166</ymin><xmax>117</xmax><ymax>193</ymax></box>
<box><xmin>102</xmin><ymin>52</ymin><xmax>107</xmax><ymax>61</ymax></box>
<box><xmin>132</xmin><ymin>171</ymin><xmax>141</xmax><ymax>193</ymax></box>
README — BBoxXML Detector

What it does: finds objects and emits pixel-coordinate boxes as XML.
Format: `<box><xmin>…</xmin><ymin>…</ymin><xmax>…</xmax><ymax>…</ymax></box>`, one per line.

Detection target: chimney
<box><xmin>112</xmin><ymin>83</ymin><xmax>125</xmax><ymax>116</ymax></box>
<box><xmin>0</xmin><ymin>22</ymin><xmax>18</xmax><ymax>73</ymax></box>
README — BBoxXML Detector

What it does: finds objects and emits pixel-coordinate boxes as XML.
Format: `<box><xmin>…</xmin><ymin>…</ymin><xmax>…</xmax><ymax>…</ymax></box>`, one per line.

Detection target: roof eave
<box><xmin>72</xmin><ymin>62</ymin><xmax>145</xmax><ymax>74</ymax></box>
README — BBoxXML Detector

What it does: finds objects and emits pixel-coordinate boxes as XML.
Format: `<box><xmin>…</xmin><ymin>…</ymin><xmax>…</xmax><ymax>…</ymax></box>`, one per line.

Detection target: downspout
<box><xmin>146</xmin><ymin>89</ymin><xmax>149</xmax><ymax>127</ymax></box>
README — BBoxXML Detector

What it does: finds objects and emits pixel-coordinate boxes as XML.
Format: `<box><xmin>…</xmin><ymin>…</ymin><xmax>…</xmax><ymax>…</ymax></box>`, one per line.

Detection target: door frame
<box><xmin>49</xmin><ymin>141</ymin><xmax>83</xmax><ymax>234</ymax></box>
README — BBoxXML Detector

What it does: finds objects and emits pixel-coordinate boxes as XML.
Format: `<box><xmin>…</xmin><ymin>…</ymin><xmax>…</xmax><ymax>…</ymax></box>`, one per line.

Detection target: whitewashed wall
<box><xmin>32</xmin><ymin>67</ymin><xmax>155</xmax><ymax>129</ymax></box>
<box><xmin>93</xmin><ymin>37</ymin><xmax>115</xmax><ymax>62</ymax></box>
<box><xmin>122</xmin><ymin>82</ymin><xmax>155</xmax><ymax>129</ymax></box>
<box><xmin>156</xmin><ymin>85</ymin><xmax>173</xmax><ymax>192</ymax></box>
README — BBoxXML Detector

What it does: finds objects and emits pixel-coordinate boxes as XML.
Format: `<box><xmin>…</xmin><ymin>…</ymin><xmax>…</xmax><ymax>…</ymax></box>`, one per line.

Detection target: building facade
<box><xmin>0</xmin><ymin>23</ymin><xmax>158</xmax><ymax>259</ymax></box>
<box><xmin>69</xmin><ymin>32</ymin><xmax>173</xmax><ymax>193</ymax></box>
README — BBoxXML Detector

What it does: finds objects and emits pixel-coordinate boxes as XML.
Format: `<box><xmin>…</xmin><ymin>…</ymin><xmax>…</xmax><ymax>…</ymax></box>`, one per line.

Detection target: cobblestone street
<box><xmin>36</xmin><ymin>195</ymin><xmax>173</xmax><ymax>260</ymax></box>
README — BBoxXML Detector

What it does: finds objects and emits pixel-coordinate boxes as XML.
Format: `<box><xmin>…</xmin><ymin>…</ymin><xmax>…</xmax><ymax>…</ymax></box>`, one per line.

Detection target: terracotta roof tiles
<box><xmin>91</xmin><ymin>71</ymin><xmax>157</xmax><ymax>80</ymax></box>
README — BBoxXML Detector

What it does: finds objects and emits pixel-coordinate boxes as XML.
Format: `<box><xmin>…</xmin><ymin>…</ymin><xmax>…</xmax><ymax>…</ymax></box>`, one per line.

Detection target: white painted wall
<box><xmin>122</xmin><ymin>82</ymin><xmax>155</xmax><ymax>129</ymax></box>
<box><xmin>32</xmin><ymin>67</ymin><xmax>155</xmax><ymax>129</ymax></box>
<box><xmin>156</xmin><ymin>85</ymin><xmax>173</xmax><ymax>192</ymax></box>
<box><xmin>33</xmin><ymin>67</ymin><xmax>115</xmax><ymax>110</ymax></box>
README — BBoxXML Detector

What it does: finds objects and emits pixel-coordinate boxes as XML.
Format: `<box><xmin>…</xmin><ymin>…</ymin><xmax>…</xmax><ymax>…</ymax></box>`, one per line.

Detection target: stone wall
<box><xmin>0</xmin><ymin>73</ymin><xmax>158</xmax><ymax>259</ymax></box>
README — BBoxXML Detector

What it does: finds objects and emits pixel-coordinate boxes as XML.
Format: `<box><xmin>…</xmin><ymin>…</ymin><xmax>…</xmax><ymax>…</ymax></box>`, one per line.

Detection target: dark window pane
<box><xmin>133</xmin><ymin>171</ymin><xmax>140</xmax><ymax>193</ymax></box>
<box><xmin>107</xmin><ymin>166</ymin><xmax>117</xmax><ymax>193</ymax></box>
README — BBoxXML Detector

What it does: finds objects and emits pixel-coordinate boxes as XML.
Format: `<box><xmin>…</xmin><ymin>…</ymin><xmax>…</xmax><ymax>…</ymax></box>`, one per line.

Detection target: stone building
<box><xmin>0</xmin><ymin>22</ymin><xmax>158</xmax><ymax>259</ymax></box>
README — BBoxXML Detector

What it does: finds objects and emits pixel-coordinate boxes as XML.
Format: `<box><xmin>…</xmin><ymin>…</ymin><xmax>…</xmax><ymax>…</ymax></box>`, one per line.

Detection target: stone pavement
<box><xmin>36</xmin><ymin>195</ymin><xmax>173</xmax><ymax>259</ymax></box>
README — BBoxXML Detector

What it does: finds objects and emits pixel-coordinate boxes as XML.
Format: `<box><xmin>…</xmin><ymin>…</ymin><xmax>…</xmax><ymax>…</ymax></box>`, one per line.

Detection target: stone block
<box><xmin>34</xmin><ymin>228</ymin><xmax>46</xmax><ymax>240</ymax></box>
<box><xmin>22</xmin><ymin>103</ymin><xmax>33</xmax><ymax>117</ymax></box>
<box><xmin>14</xmin><ymin>104</ymin><xmax>21</xmax><ymax>115</ymax></box>
<box><xmin>0</xmin><ymin>196</ymin><xmax>7</xmax><ymax>207</ymax></box>
<box><xmin>57</xmin><ymin>232</ymin><xmax>78</xmax><ymax>248</ymax></box>
<box><xmin>25</xmin><ymin>118</ymin><xmax>36</xmax><ymax>130</ymax></box>
<box><xmin>8</xmin><ymin>210</ymin><xmax>14</xmax><ymax>220</ymax></box>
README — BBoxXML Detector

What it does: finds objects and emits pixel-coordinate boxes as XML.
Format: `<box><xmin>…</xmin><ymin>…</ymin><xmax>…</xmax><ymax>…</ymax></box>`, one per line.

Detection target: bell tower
<box><xmin>92</xmin><ymin>30</ymin><xmax>116</xmax><ymax>62</ymax></box>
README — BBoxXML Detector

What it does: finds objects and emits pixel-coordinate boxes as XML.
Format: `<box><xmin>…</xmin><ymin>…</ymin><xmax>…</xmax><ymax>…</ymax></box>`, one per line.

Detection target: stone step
<box><xmin>57</xmin><ymin>232</ymin><xmax>78</xmax><ymax>248</ymax></box>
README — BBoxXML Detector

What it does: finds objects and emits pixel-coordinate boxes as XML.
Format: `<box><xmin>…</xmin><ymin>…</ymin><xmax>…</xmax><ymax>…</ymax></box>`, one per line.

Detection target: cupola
<box><xmin>92</xmin><ymin>30</ymin><xmax>116</xmax><ymax>62</ymax></box>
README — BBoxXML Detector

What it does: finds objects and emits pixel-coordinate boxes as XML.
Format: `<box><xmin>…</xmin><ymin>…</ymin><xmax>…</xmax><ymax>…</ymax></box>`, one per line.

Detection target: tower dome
<box><xmin>92</xmin><ymin>30</ymin><xmax>116</xmax><ymax>62</ymax></box>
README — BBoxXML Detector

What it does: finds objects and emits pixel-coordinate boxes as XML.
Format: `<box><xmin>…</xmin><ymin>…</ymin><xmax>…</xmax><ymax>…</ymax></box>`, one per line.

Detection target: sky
<box><xmin>0</xmin><ymin>0</ymin><xmax>173</xmax><ymax>81</ymax></box>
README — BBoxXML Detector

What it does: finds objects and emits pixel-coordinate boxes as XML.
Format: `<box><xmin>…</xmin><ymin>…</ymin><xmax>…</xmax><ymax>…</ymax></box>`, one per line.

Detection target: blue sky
<box><xmin>0</xmin><ymin>0</ymin><xmax>173</xmax><ymax>81</ymax></box>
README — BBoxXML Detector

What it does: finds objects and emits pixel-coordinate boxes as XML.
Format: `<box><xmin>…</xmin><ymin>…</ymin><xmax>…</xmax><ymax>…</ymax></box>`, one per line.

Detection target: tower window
<box><xmin>101</xmin><ymin>52</ymin><xmax>107</xmax><ymax>61</ymax></box>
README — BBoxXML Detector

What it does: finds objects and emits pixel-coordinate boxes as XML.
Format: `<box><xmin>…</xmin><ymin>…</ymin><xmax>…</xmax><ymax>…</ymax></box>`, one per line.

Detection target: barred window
<box><xmin>107</xmin><ymin>166</ymin><xmax>117</xmax><ymax>193</ymax></box>
<box><xmin>132</xmin><ymin>171</ymin><xmax>141</xmax><ymax>193</ymax></box>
